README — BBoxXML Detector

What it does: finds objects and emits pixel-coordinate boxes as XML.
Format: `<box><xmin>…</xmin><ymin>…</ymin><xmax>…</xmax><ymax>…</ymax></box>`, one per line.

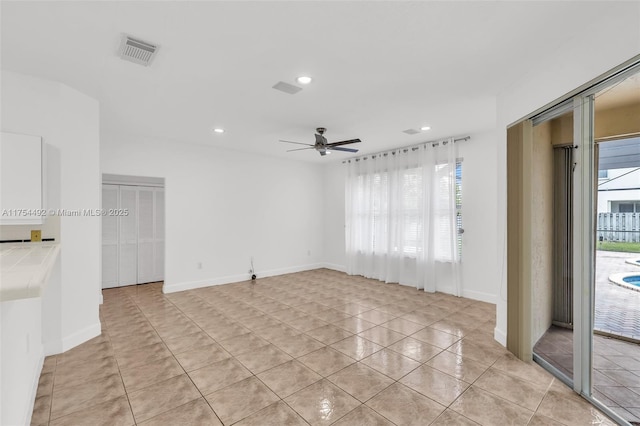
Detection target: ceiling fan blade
<box><xmin>326</xmin><ymin>138</ymin><xmax>361</xmax><ymax>147</ymax></box>
<box><xmin>286</xmin><ymin>147</ymin><xmax>314</xmax><ymax>152</ymax></box>
<box><xmin>329</xmin><ymin>146</ymin><xmax>359</xmax><ymax>153</ymax></box>
<box><xmin>279</xmin><ymin>139</ymin><xmax>313</xmax><ymax>146</ymax></box>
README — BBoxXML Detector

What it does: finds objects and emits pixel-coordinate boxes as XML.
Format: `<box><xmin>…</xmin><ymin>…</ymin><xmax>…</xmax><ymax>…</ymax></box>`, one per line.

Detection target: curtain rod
<box><xmin>342</xmin><ymin>136</ymin><xmax>470</xmax><ymax>164</ymax></box>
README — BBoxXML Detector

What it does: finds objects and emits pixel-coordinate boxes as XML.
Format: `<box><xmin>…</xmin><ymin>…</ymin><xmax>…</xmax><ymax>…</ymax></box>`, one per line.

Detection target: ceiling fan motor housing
<box><xmin>279</xmin><ymin>127</ymin><xmax>360</xmax><ymax>156</ymax></box>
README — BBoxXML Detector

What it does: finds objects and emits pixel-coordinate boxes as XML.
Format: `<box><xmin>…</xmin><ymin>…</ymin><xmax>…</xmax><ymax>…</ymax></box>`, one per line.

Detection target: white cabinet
<box><xmin>0</xmin><ymin>132</ymin><xmax>43</xmax><ymax>225</ymax></box>
<box><xmin>101</xmin><ymin>184</ymin><xmax>164</xmax><ymax>289</ymax></box>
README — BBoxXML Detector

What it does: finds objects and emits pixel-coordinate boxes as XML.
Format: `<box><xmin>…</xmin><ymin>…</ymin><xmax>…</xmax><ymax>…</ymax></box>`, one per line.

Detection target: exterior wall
<box><xmin>531</xmin><ymin>122</ymin><xmax>554</xmax><ymax>346</ymax></box>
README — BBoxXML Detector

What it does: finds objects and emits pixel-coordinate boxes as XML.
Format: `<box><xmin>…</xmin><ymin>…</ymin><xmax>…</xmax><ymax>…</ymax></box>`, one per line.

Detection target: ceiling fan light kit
<box><xmin>279</xmin><ymin>127</ymin><xmax>361</xmax><ymax>157</ymax></box>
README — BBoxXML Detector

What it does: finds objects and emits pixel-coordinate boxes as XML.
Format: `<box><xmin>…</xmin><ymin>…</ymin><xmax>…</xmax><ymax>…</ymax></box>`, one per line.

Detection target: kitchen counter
<box><xmin>0</xmin><ymin>242</ymin><xmax>60</xmax><ymax>302</ymax></box>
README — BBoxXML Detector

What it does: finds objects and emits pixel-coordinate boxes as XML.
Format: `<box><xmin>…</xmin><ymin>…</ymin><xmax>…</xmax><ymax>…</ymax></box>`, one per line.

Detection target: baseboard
<box><xmin>494</xmin><ymin>327</ymin><xmax>507</xmax><ymax>347</ymax></box>
<box><xmin>163</xmin><ymin>263</ymin><xmax>327</xmax><ymax>294</ymax></box>
<box><xmin>99</xmin><ymin>293</ymin><xmax>103</xmax><ymax>305</ymax></box>
<box><xmin>321</xmin><ymin>263</ymin><xmax>347</xmax><ymax>273</ymax></box>
<box><xmin>25</xmin><ymin>349</ymin><xmax>44</xmax><ymax>426</ymax></box>
<box><xmin>259</xmin><ymin>263</ymin><xmax>327</xmax><ymax>279</ymax></box>
<box><xmin>61</xmin><ymin>322</ymin><xmax>101</xmax><ymax>352</ymax></box>
<box><xmin>461</xmin><ymin>289</ymin><xmax>497</xmax><ymax>305</ymax></box>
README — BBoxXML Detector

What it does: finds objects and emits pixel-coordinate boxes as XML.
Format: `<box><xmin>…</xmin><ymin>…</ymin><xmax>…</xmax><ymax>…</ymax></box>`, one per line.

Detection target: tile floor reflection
<box><xmin>32</xmin><ymin>269</ymin><xmax>617</xmax><ymax>425</ymax></box>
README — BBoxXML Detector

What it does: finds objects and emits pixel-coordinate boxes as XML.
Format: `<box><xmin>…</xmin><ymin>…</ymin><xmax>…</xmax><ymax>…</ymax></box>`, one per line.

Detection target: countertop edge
<box><xmin>0</xmin><ymin>244</ymin><xmax>61</xmax><ymax>303</ymax></box>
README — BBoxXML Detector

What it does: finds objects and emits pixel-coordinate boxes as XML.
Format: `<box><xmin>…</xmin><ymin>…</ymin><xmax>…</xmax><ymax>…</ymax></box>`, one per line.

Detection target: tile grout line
<box><xmin>47</xmin><ymin>273</ymin><xmax>572</xmax><ymax>426</ymax></box>
<box><xmin>129</xmin><ymin>284</ymin><xmax>226</xmax><ymax>426</ymax></box>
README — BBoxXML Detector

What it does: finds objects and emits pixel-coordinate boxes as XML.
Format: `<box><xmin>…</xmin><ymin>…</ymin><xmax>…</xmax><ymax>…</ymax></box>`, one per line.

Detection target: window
<box><xmin>598</xmin><ymin>169</ymin><xmax>608</xmax><ymax>179</ymax></box>
<box><xmin>434</xmin><ymin>161</ymin><xmax>463</xmax><ymax>261</ymax></box>
<box><xmin>619</xmin><ymin>203</ymin><xmax>634</xmax><ymax>213</ymax></box>
<box><xmin>611</xmin><ymin>200</ymin><xmax>640</xmax><ymax>213</ymax></box>
<box><xmin>455</xmin><ymin>162</ymin><xmax>463</xmax><ymax>259</ymax></box>
<box><xmin>351</xmin><ymin>161</ymin><xmax>462</xmax><ymax>261</ymax></box>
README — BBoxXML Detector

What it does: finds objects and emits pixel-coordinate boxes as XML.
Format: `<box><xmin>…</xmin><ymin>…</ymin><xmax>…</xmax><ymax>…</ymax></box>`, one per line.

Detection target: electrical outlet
<box><xmin>197</xmin><ymin>262</ymin><xmax>202</xmax><ymax>269</ymax></box>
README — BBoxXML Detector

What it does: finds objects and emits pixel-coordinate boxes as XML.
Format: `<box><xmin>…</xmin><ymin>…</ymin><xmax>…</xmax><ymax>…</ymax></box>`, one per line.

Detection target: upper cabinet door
<box><xmin>0</xmin><ymin>132</ymin><xmax>43</xmax><ymax>225</ymax></box>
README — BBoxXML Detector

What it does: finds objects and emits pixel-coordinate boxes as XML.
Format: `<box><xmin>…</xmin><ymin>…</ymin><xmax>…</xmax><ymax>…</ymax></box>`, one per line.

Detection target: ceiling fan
<box><xmin>279</xmin><ymin>127</ymin><xmax>361</xmax><ymax>156</ymax></box>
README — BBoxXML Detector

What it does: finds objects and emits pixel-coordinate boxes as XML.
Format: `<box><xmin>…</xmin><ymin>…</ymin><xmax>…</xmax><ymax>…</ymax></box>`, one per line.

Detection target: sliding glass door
<box><xmin>530</xmin><ymin>64</ymin><xmax>640</xmax><ymax>426</ymax></box>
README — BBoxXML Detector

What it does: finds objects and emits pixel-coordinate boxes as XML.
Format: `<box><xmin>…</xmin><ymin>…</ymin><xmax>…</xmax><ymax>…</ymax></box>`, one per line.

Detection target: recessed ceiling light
<box><xmin>296</xmin><ymin>76</ymin><xmax>312</xmax><ymax>85</ymax></box>
<box><xmin>420</xmin><ymin>126</ymin><xmax>431</xmax><ymax>131</ymax></box>
<box><xmin>213</xmin><ymin>128</ymin><xmax>225</xmax><ymax>134</ymax></box>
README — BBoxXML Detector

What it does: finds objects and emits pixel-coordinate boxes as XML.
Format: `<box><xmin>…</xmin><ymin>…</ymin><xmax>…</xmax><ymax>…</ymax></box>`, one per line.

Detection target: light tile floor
<box><xmin>534</xmin><ymin>326</ymin><xmax>640</xmax><ymax>424</ymax></box>
<box><xmin>534</xmin><ymin>250</ymin><xmax>640</xmax><ymax>424</ymax></box>
<box><xmin>32</xmin><ymin>269</ymin><xmax>618</xmax><ymax>425</ymax></box>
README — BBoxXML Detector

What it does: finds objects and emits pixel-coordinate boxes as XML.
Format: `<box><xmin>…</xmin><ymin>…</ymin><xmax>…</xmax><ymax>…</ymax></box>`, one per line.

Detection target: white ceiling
<box><xmin>0</xmin><ymin>1</ymin><xmax>623</xmax><ymax>163</ymax></box>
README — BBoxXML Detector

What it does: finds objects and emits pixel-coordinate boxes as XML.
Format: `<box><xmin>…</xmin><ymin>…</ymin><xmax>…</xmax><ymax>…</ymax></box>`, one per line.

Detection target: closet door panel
<box><xmin>155</xmin><ymin>189</ymin><xmax>165</xmax><ymax>240</ymax></box>
<box><xmin>137</xmin><ymin>187</ymin><xmax>155</xmax><ymax>283</ymax></box>
<box><xmin>102</xmin><ymin>185</ymin><xmax>119</xmax><ymax>289</ymax></box>
<box><xmin>154</xmin><ymin>241</ymin><xmax>164</xmax><ymax>282</ymax></box>
<box><xmin>119</xmin><ymin>187</ymin><xmax>138</xmax><ymax>286</ymax></box>
<box><xmin>154</xmin><ymin>188</ymin><xmax>165</xmax><ymax>281</ymax></box>
<box><xmin>138</xmin><ymin>242</ymin><xmax>155</xmax><ymax>283</ymax></box>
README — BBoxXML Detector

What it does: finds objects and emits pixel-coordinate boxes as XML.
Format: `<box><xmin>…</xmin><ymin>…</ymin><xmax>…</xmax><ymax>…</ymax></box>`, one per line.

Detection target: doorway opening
<box><xmin>529</xmin><ymin>69</ymin><xmax>640</xmax><ymax>425</ymax></box>
<box><xmin>101</xmin><ymin>174</ymin><xmax>165</xmax><ymax>290</ymax></box>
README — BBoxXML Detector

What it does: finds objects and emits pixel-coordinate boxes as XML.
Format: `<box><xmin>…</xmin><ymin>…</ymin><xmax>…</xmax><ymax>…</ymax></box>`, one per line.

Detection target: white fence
<box><xmin>597</xmin><ymin>213</ymin><xmax>640</xmax><ymax>243</ymax></box>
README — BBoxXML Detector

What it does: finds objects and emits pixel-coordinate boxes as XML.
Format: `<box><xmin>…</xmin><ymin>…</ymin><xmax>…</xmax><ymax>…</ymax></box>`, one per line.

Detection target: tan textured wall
<box><xmin>530</xmin><ymin>122</ymin><xmax>555</xmax><ymax>345</ymax></box>
<box><xmin>596</xmin><ymin>102</ymin><xmax>640</xmax><ymax>140</ymax></box>
<box><xmin>550</xmin><ymin>101</ymin><xmax>640</xmax><ymax>146</ymax></box>
<box><xmin>551</xmin><ymin>113</ymin><xmax>573</xmax><ymax>146</ymax></box>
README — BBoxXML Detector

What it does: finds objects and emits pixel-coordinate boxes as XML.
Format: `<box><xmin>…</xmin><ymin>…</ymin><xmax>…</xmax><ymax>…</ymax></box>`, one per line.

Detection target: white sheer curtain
<box><xmin>345</xmin><ymin>138</ymin><xmax>461</xmax><ymax>295</ymax></box>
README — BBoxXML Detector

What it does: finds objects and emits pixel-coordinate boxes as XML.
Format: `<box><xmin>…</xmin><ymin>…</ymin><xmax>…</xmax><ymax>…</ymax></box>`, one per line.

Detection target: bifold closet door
<box><xmin>102</xmin><ymin>185</ymin><xmax>119</xmax><ymax>289</ymax></box>
<box><xmin>137</xmin><ymin>187</ymin><xmax>164</xmax><ymax>283</ymax></box>
<box><xmin>102</xmin><ymin>184</ymin><xmax>164</xmax><ymax>288</ymax></box>
<box><xmin>119</xmin><ymin>186</ymin><xmax>138</xmax><ymax>286</ymax></box>
<box><xmin>154</xmin><ymin>188</ymin><xmax>165</xmax><ymax>282</ymax></box>
<box><xmin>137</xmin><ymin>187</ymin><xmax>155</xmax><ymax>284</ymax></box>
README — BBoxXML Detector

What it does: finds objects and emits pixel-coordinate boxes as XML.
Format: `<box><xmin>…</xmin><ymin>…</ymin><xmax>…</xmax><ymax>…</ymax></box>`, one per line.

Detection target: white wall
<box><xmin>599</xmin><ymin>167</ymin><xmax>640</xmax><ymax>191</ymax></box>
<box><xmin>598</xmin><ymin>141</ymin><xmax>640</xmax><ymax>213</ymax></box>
<box><xmin>101</xmin><ymin>134</ymin><xmax>326</xmax><ymax>292</ymax></box>
<box><xmin>530</xmin><ymin>123</ymin><xmax>554</xmax><ymax>346</ymax></box>
<box><xmin>494</xmin><ymin>4</ymin><xmax>640</xmax><ymax>345</ymax></box>
<box><xmin>1</xmin><ymin>70</ymin><xmax>101</xmax><ymax>353</ymax></box>
<box><xmin>322</xmin><ymin>129</ymin><xmax>500</xmax><ymax>304</ymax></box>
<box><xmin>598</xmin><ymin>189</ymin><xmax>640</xmax><ymax>213</ymax></box>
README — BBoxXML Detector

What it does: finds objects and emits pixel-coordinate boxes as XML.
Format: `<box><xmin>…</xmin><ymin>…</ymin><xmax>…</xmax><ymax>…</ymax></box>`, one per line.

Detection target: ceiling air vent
<box><xmin>272</xmin><ymin>81</ymin><xmax>302</xmax><ymax>95</ymax></box>
<box><xmin>402</xmin><ymin>129</ymin><xmax>420</xmax><ymax>135</ymax></box>
<box><xmin>118</xmin><ymin>35</ymin><xmax>159</xmax><ymax>67</ymax></box>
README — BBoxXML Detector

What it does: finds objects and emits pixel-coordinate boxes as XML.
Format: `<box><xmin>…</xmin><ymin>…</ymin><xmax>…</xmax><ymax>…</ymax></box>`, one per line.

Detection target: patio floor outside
<box><xmin>533</xmin><ymin>250</ymin><xmax>640</xmax><ymax>424</ymax></box>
